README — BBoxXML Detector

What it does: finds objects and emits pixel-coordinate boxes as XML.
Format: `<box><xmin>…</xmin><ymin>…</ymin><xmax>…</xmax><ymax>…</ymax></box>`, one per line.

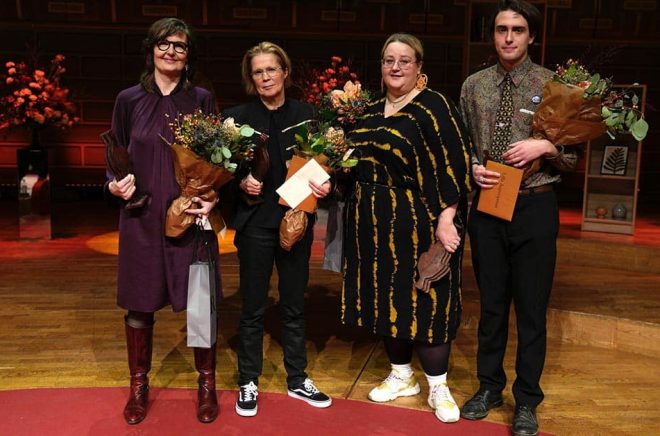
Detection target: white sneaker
<box><xmin>368</xmin><ymin>371</ymin><xmax>421</xmax><ymax>402</ymax></box>
<box><xmin>428</xmin><ymin>382</ymin><xmax>460</xmax><ymax>423</ymax></box>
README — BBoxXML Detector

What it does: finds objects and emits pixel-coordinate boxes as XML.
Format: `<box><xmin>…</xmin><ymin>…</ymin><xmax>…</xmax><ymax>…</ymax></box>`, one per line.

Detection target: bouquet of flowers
<box><xmin>302</xmin><ymin>56</ymin><xmax>359</xmax><ymax>106</ymax></box>
<box><xmin>278</xmin><ymin>57</ymin><xmax>369</xmax><ymax>251</ymax></box>
<box><xmin>287</xmin><ymin>120</ymin><xmax>358</xmax><ymax>171</ymax></box>
<box><xmin>302</xmin><ymin>56</ymin><xmax>371</xmax><ymax>129</ymax></box>
<box><xmin>162</xmin><ymin>110</ymin><xmax>260</xmax><ymax>237</ymax></box>
<box><xmin>532</xmin><ymin>59</ymin><xmax>648</xmax><ymax>147</ymax></box>
<box><xmin>0</xmin><ymin>54</ymin><xmax>78</xmax><ymax>132</ymax></box>
<box><xmin>288</xmin><ymin>56</ymin><xmax>371</xmax><ymax>173</ymax></box>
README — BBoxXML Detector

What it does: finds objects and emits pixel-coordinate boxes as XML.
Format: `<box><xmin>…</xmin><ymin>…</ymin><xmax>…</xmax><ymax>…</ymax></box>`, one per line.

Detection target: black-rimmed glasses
<box><xmin>156</xmin><ymin>40</ymin><xmax>188</xmax><ymax>54</ymax></box>
<box><xmin>251</xmin><ymin>66</ymin><xmax>283</xmax><ymax>79</ymax></box>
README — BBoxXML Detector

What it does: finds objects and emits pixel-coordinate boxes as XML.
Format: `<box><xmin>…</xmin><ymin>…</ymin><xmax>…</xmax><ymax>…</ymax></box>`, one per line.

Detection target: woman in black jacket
<box><xmin>223</xmin><ymin>41</ymin><xmax>332</xmax><ymax>418</ymax></box>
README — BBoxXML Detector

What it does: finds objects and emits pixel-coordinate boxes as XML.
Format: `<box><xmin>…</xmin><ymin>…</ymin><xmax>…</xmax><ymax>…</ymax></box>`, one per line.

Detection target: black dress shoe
<box><xmin>513</xmin><ymin>405</ymin><xmax>538</xmax><ymax>436</ymax></box>
<box><xmin>460</xmin><ymin>389</ymin><xmax>503</xmax><ymax>420</ymax></box>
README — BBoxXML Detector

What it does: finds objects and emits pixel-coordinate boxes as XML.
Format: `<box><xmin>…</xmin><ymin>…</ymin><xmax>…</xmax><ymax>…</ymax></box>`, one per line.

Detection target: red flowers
<box><xmin>302</xmin><ymin>56</ymin><xmax>361</xmax><ymax>107</ymax></box>
<box><xmin>0</xmin><ymin>54</ymin><xmax>79</xmax><ymax>131</ymax></box>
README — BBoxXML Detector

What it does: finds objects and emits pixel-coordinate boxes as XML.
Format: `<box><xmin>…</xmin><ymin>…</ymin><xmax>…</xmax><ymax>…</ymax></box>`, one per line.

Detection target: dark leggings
<box><xmin>384</xmin><ymin>336</ymin><xmax>451</xmax><ymax>377</ymax></box>
<box><xmin>125</xmin><ymin>311</ymin><xmax>154</xmax><ymax>328</ymax></box>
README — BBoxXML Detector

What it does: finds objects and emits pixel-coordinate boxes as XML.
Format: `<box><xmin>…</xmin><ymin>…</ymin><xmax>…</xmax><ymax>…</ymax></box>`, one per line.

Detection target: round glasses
<box><xmin>156</xmin><ymin>40</ymin><xmax>188</xmax><ymax>54</ymax></box>
<box><xmin>251</xmin><ymin>66</ymin><xmax>283</xmax><ymax>79</ymax></box>
<box><xmin>382</xmin><ymin>58</ymin><xmax>417</xmax><ymax>69</ymax></box>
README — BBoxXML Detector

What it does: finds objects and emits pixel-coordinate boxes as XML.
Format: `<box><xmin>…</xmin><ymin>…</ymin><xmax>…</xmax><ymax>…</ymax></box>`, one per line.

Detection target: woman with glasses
<box><xmin>222</xmin><ymin>41</ymin><xmax>332</xmax><ymax>418</ymax></box>
<box><xmin>106</xmin><ymin>18</ymin><xmax>221</xmax><ymax>424</ymax></box>
<box><xmin>341</xmin><ymin>33</ymin><xmax>472</xmax><ymax>423</ymax></box>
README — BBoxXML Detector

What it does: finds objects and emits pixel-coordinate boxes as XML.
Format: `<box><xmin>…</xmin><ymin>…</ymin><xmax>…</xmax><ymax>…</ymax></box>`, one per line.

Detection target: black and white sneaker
<box><xmin>236</xmin><ymin>381</ymin><xmax>258</xmax><ymax>417</ymax></box>
<box><xmin>287</xmin><ymin>378</ymin><xmax>332</xmax><ymax>408</ymax></box>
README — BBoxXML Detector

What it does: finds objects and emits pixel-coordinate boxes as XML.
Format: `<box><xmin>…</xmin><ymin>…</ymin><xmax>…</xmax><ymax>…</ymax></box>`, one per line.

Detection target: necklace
<box><xmin>386</xmin><ymin>89</ymin><xmax>414</xmax><ymax>109</ymax></box>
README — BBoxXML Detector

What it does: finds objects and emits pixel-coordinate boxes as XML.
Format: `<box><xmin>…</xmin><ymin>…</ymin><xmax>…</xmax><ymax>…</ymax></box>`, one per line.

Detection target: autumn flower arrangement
<box><xmin>161</xmin><ymin>110</ymin><xmax>261</xmax><ymax>237</ymax></box>
<box><xmin>0</xmin><ymin>54</ymin><xmax>78</xmax><ymax>132</ymax></box>
<box><xmin>167</xmin><ymin>109</ymin><xmax>258</xmax><ymax>172</ymax></box>
<box><xmin>289</xmin><ymin>56</ymin><xmax>371</xmax><ymax>172</ymax></box>
<box><xmin>532</xmin><ymin>59</ymin><xmax>648</xmax><ymax>148</ymax></box>
<box><xmin>303</xmin><ymin>56</ymin><xmax>371</xmax><ymax>128</ymax></box>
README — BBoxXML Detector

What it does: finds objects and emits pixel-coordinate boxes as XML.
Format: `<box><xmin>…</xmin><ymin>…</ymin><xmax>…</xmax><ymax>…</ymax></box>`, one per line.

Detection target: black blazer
<box><xmin>222</xmin><ymin>98</ymin><xmax>314</xmax><ymax>232</ymax></box>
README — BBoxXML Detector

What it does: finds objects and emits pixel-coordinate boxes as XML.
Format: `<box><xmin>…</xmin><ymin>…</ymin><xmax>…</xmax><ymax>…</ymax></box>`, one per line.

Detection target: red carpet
<box><xmin>0</xmin><ymin>387</ymin><xmax>538</xmax><ymax>435</ymax></box>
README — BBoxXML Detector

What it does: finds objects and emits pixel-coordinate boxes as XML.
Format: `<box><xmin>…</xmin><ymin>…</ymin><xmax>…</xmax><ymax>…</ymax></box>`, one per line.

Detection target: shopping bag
<box><xmin>186</xmin><ymin>230</ymin><xmax>217</xmax><ymax>348</ymax></box>
<box><xmin>323</xmin><ymin>199</ymin><xmax>345</xmax><ymax>272</ymax></box>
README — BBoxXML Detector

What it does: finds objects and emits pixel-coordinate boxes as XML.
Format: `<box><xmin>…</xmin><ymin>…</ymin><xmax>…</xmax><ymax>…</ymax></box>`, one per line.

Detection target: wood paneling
<box><xmin>1</xmin><ymin>1</ymin><xmax>659</xmax><ymax>203</ymax></box>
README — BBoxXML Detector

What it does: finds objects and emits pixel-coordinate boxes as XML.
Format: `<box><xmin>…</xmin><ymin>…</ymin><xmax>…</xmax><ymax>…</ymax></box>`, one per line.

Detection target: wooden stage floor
<box><xmin>1</xmin><ymin>199</ymin><xmax>659</xmax><ymax>435</ymax></box>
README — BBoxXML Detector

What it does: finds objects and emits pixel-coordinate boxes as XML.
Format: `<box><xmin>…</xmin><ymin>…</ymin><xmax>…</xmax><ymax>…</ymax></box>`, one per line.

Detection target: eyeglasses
<box><xmin>156</xmin><ymin>40</ymin><xmax>188</xmax><ymax>54</ymax></box>
<box><xmin>381</xmin><ymin>58</ymin><xmax>417</xmax><ymax>69</ymax></box>
<box><xmin>251</xmin><ymin>66</ymin><xmax>283</xmax><ymax>79</ymax></box>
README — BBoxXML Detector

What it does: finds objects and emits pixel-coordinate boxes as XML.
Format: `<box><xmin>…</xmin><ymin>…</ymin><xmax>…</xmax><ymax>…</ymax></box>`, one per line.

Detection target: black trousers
<box><xmin>234</xmin><ymin>221</ymin><xmax>314</xmax><ymax>388</ymax></box>
<box><xmin>468</xmin><ymin>190</ymin><xmax>558</xmax><ymax>407</ymax></box>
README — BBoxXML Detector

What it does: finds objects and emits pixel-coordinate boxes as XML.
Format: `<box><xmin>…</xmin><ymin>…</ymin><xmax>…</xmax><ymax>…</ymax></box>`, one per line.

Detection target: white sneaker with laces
<box><xmin>368</xmin><ymin>371</ymin><xmax>421</xmax><ymax>403</ymax></box>
<box><xmin>428</xmin><ymin>382</ymin><xmax>460</xmax><ymax>423</ymax></box>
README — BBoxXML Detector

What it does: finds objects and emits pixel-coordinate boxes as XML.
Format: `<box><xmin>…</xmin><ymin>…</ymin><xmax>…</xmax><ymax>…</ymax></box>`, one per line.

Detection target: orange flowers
<box><xmin>0</xmin><ymin>54</ymin><xmax>78</xmax><ymax>132</ymax></box>
<box><xmin>302</xmin><ymin>56</ymin><xmax>362</xmax><ymax>107</ymax></box>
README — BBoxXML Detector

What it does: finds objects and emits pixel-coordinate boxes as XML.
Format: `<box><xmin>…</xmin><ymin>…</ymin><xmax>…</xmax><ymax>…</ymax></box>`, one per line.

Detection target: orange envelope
<box><xmin>278</xmin><ymin>155</ymin><xmax>327</xmax><ymax>213</ymax></box>
<box><xmin>476</xmin><ymin>161</ymin><xmax>523</xmax><ymax>221</ymax></box>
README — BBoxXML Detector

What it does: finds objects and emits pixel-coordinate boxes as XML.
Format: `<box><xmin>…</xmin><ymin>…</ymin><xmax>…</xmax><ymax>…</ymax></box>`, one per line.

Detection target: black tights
<box><xmin>383</xmin><ymin>336</ymin><xmax>451</xmax><ymax>377</ymax></box>
<box><xmin>125</xmin><ymin>311</ymin><xmax>154</xmax><ymax>329</ymax></box>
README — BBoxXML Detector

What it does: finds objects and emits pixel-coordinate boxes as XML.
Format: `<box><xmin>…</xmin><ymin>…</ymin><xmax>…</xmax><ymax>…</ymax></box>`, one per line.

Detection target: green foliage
<box><xmin>168</xmin><ymin>109</ymin><xmax>258</xmax><ymax>172</ymax></box>
<box><xmin>554</xmin><ymin>59</ymin><xmax>647</xmax><ymax>141</ymax></box>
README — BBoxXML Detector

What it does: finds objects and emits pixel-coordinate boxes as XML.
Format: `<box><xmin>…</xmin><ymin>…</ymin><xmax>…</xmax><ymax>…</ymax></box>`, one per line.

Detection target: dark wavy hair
<box><xmin>140</xmin><ymin>17</ymin><xmax>196</xmax><ymax>93</ymax></box>
<box><xmin>488</xmin><ymin>0</ymin><xmax>543</xmax><ymax>43</ymax></box>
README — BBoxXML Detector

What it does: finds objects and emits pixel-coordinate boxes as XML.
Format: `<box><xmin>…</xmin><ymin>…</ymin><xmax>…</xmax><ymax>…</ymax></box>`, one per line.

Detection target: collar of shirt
<box><xmin>495</xmin><ymin>56</ymin><xmax>534</xmax><ymax>89</ymax></box>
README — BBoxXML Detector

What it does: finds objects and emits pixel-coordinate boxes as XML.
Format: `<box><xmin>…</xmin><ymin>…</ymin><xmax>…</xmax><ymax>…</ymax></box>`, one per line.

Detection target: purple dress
<box><xmin>109</xmin><ymin>82</ymin><xmax>219</xmax><ymax>312</ymax></box>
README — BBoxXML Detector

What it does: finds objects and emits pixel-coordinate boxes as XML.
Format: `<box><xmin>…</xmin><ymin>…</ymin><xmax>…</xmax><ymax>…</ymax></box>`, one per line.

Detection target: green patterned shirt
<box><xmin>460</xmin><ymin>56</ymin><xmax>578</xmax><ymax>188</ymax></box>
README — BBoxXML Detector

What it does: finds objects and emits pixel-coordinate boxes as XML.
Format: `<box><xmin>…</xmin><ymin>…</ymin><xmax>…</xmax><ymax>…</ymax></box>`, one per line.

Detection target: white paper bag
<box><xmin>186</xmin><ymin>258</ymin><xmax>217</xmax><ymax>348</ymax></box>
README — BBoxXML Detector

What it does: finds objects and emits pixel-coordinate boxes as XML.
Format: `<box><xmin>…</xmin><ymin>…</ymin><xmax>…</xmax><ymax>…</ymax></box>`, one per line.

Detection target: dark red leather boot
<box><xmin>194</xmin><ymin>344</ymin><xmax>218</xmax><ymax>423</ymax></box>
<box><xmin>123</xmin><ymin>320</ymin><xmax>153</xmax><ymax>425</ymax></box>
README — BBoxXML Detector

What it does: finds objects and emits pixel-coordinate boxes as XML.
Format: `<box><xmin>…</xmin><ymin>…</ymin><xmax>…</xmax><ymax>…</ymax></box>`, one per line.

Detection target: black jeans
<box><xmin>234</xmin><ymin>221</ymin><xmax>314</xmax><ymax>388</ymax></box>
<box><xmin>468</xmin><ymin>190</ymin><xmax>559</xmax><ymax>407</ymax></box>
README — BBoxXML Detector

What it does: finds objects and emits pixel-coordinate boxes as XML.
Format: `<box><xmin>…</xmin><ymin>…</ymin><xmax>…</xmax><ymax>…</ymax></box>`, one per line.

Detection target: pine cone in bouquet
<box><xmin>100</xmin><ymin>129</ymin><xmax>149</xmax><ymax>209</ymax></box>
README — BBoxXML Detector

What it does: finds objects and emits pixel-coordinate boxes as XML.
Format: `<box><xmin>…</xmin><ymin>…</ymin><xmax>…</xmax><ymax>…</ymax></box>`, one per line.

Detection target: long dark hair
<box><xmin>488</xmin><ymin>0</ymin><xmax>543</xmax><ymax>43</ymax></box>
<box><xmin>140</xmin><ymin>17</ymin><xmax>196</xmax><ymax>93</ymax></box>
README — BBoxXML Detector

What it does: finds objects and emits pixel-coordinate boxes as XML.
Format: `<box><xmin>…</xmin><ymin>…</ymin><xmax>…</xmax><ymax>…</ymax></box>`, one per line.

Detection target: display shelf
<box><xmin>581</xmin><ymin>84</ymin><xmax>646</xmax><ymax>235</ymax></box>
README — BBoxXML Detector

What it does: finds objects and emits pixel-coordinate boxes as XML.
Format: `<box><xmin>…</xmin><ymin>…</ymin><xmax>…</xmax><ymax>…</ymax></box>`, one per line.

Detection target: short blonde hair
<box><xmin>241</xmin><ymin>41</ymin><xmax>292</xmax><ymax>95</ymax></box>
<box><xmin>380</xmin><ymin>33</ymin><xmax>424</xmax><ymax>65</ymax></box>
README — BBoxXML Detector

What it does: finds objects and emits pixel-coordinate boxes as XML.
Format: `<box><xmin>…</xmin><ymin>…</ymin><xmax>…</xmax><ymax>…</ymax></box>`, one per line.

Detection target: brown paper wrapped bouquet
<box><xmin>162</xmin><ymin>110</ymin><xmax>259</xmax><ymax>237</ymax></box>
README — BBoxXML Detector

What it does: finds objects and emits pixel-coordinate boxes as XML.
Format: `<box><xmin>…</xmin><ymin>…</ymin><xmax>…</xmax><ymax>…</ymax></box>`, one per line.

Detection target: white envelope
<box><xmin>276</xmin><ymin>158</ymin><xmax>330</xmax><ymax>210</ymax></box>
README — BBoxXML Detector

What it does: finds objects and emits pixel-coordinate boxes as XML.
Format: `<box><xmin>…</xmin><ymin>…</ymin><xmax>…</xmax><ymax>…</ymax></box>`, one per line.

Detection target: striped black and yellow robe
<box><xmin>341</xmin><ymin>88</ymin><xmax>472</xmax><ymax>344</ymax></box>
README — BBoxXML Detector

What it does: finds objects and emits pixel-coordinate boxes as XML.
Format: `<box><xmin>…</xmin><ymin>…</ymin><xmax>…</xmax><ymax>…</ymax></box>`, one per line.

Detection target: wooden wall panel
<box><xmin>206</xmin><ymin>1</ymin><xmax>291</xmax><ymax>30</ymax></box>
<box><xmin>19</xmin><ymin>0</ymin><xmax>112</xmax><ymax>23</ymax></box>
<box><xmin>114</xmin><ymin>1</ymin><xmax>203</xmax><ymax>25</ymax></box>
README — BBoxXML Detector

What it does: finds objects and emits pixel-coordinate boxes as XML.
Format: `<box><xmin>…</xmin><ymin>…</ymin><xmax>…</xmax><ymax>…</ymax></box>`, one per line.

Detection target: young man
<box><xmin>459</xmin><ymin>2</ymin><xmax>578</xmax><ymax>435</ymax></box>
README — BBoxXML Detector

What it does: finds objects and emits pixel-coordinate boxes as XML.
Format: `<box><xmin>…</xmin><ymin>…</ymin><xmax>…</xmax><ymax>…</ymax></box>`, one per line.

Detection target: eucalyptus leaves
<box><xmin>601</xmin><ymin>90</ymin><xmax>648</xmax><ymax>141</ymax></box>
<box><xmin>166</xmin><ymin>109</ymin><xmax>257</xmax><ymax>172</ymax></box>
<box><xmin>289</xmin><ymin>120</ymin><xmax>358</xmax><ymax>171</ymax></box>
<box><xmin>554</xmin><ymin>59</ymin><xmax>648</xmax><ymax>141</ymax></box>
